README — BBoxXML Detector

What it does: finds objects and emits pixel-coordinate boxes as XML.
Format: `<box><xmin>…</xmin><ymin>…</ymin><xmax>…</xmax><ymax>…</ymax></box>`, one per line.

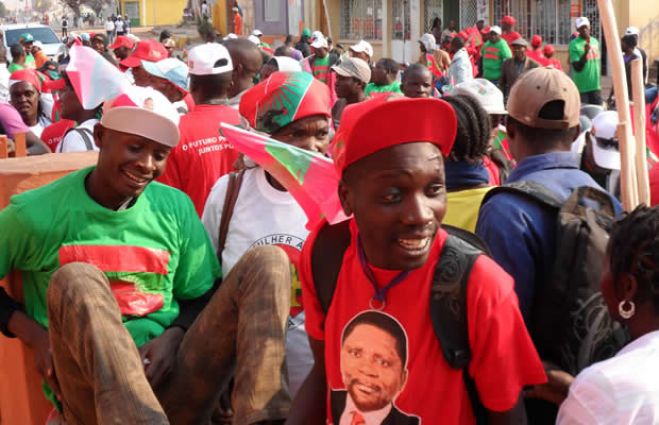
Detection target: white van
<box><xmin>1</xmin><ymin>23</ymin><xmax>64</xmax><ymax>62</ymax></box>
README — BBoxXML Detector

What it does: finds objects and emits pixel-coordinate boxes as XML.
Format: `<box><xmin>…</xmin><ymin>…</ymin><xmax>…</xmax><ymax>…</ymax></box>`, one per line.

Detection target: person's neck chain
<box><xmin>356</xmin><ymin>236</ymin><xmax>410</xmax><ymax>310</ymax></box>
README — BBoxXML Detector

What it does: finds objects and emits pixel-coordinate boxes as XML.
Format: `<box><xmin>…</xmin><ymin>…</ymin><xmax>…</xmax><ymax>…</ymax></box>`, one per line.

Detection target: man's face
<box><xmin>114</xmin><ymin>46</ymin><xmax>131</xmax><ymax>60</ymax></box>
<box><xmin>92</xmin><ymin>37</ymin><xmax>105</xmax><ymax>53</ymax></box>
<box><xmin>148</xmin><ymin>76</ymin><xmax>183</xmax><ymax>103</ymax></box>
<box><xmin>402</xmin><ymin>70</ymin><xmax>432</xmax><ymax>98</ymax></box>
<box><xmin>132</xmin><ymin>65</ymin><xmax>152</xmax><ymax>87</ymax></box>
<box><xmin>476</xmin><ymin>20</ymin><xmax>484</xmax><ymax>31</ymax></box>
<box><xmin>512</xmin><ymin>44</ymin><xmax>527</xmax><ymax>61</ymax></box>
<box><xmin>372</xmin><ymin>61</ymin><xmax>388</xmax><ymax>85</ymax></box>
<box><xmin>489</xmin><ymin>32</ymin><xmax>500</xmax><ymax>43</ymax></box>
<box><xmin>341</xmin><ymin>324</ymin><xmax>407</xmax><ymax>412</ymax></box>
<box><xmin>578</xmin><ymin>25</ymin><xmax>591</xmax><ymax>39</ymax></box>
<box><xmin>314</xmin><ymin>46</ymin><xmax>328</xmax><ymax>58</ymax></box>
<box><xmin>448</xmin><ymin>20</ymin><xmax>456</xmax><ymax>30</ymax></box>
<box><xmin>335</xmin><ymin>74</ymin><xmax>361</xmax><ymax>99</ymax></box>
<box><xmin>260</xmin><ymin>62</ymin><xmax>278</xmax><ymax>80</ymax></box>
<box><xmin>22</xmin><ymin>41</ymin><xmax>33</xmax><ymax>54</ymax></box>
<box><xmin>502</xmin><ymin>22</ymin><xmax>512</xmax><ymax>32</ymax></box>
<box><xmin>272</xmin><ymin>115</ymin><xmax>330</xmax><ymax>153</ymax></box>
<box><xmin>339</xmin><ymin>142</ymin><xmax>446</xmax><ymax>270</ymax></box>
<box><xmin>10</xmin><ymin>81</ymin><xmax>39</xmax><ymax>122</ymax></box>
<box><xmin>57</xmin><ymin>81</ymin><xmax>84</xmax><ymax>121</ymax></box>
<box><xmin>94</xmin><ymin>125</ymin><xmax>172</xmax><ymax>202</ymax></box>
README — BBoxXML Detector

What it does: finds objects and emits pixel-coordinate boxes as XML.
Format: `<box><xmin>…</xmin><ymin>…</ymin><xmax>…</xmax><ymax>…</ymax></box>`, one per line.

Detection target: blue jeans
<box><xmin>646</xmin><ymin>86</ymin><xmax>658</xmax><ymax>104</ymax></box>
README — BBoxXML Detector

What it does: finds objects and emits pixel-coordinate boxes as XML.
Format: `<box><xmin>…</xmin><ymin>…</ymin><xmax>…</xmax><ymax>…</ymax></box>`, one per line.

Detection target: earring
<box><xmin>618</xmin><ymin>300</ymin><xmax>636</xmax><ymax>319</ymax></box>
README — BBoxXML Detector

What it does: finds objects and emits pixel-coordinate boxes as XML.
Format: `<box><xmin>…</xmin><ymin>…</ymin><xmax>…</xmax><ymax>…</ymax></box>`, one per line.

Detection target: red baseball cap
<box><xmin>9</xmin><ymin>69</ymin><xmax>42</xmax><ymax>92</ymax></box>
<box><xmin>501</xmin><ymin>15</ymin><xmax>516</xmax><ymax>26</ymax></box>
<box><xmin>331</xmin><ymin>96</ymin><xmax>457</xmax><ymax>174</ymax></box>
<box><xmin>481</xmin><ymin>26</ymin><xmax>491</xmax><ymax>35</ymax></box>
<box><xmin>120</xmin><ymin>39</ymin><xmax>168</xmax><ymax>68</ymax></box>
<box><xmin>543</xmin><ymin>44</ymin><xmax>555</xmax><ymax>56</ymax></box>
<box><xmin>531</xmin><ymin>34</ymin><xmax>542</xmax><ymax>47</ymax></box>
<box><xmin>109</xmin><ymin>35</ymin><xmax>135</xmax><ymax>50</ymax></box>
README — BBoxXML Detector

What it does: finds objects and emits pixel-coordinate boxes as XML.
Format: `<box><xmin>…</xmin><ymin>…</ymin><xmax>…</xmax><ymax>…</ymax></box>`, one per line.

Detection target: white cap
<box><xmin>223</xmin><ymin>33</ymin><xmax>238</xmax><ymax>40</ymax></box>
<box><xmin>590</xmin><ymin>110</ymin><xmax>621</xmax><ymax>170</ymax></box>
<box><xmin>273</xmin><ymin>56</ymin><xmax>302</xmax><ymax>72</ymax></box>
<box><xmin>625</xmin><ymin>26</ymin><xmax>639</xmax><ymax>36</ymax></box>
<box><xmin>350</xmin><ymin>40</ymin><xmax>373</xmax><ymax>58</ymax></box>
<box><xmin>450</xmin><ymin>78</ymin><xmax>507</xmax><ymax>115</ymax></box>
<box><xmin>101</xmin><ymin>86</ymin><xmax>180</xmax><ymax>147</ymax></box>
<box><xmin>252</xmin><ymin>29</ymin><xmax>263</xmax><ymax>37</ymax></box>
<box><xmin>311</xmin><ymin>30</ymin><xmax>324</xmax><ymax>41</ymax></box>
<box><xmin>187</xmin><ymin>43</ymin><xmax>233</xmax><ymax>76</ymax></box>
<box><xmin>489</xmin><ymin>25</ymin><xmax>502</xmax><ymax>35</ymax></box>
<box><xmin>419</xmin><ymin>33</ymin><xmax>437</xmax><ymax>52</ymax></box>
<box><xmin>310</xmin><ymin>35</ymin><xmax>328</xmax><ymax>49</ymax></box>
<box><xmin>247</xmin><ymin>34</ymin><xmax>261</xmax><ymax>45</ymax></box>
<box><xmin>576</xmin><ymin>17</ymin><xmax>590</xmax><ymax>29</ymax></box>
<box><xmin>127</xmin><ymin>33</ymin><xmax>140</xmax><ymax>43</ymax></box>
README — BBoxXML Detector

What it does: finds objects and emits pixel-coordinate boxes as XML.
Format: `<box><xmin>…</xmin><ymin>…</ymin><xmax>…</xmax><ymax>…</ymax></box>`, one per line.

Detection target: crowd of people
<box><xmin>1</xmin><ymin>12</ymin><xmax>659</xmax><ymax>425</ymax></box>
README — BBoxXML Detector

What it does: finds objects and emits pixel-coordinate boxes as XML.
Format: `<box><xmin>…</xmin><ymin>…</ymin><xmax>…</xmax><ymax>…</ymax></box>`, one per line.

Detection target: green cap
<box><xmin>302</xmin><ymin>28</ymin><xmax>311</xmax><ymax>37</ymax></box>
<box><xmin>20</xmin><ymin>33</ymin><xmax>34</xmax><ymax>43</ymax></box>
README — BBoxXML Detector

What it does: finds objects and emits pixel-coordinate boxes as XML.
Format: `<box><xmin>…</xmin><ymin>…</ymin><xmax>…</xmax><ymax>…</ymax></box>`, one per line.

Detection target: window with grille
<box><xmin>340</xmin><ymin>0</ymin><xmax>383</xmax><ymax>40</ymax></box>
<box><xmin>492</xmin><ymin>0</ymin><xmax>572</xmax><ymax>45</ymax></box>
<box><xmin>392</xmin><ymin>0</ymin><xmax>411</xmax><ymax>40</ymax></box>
<box><xmin>460</xmin><ymin>0</ymin><xmax>478</xmax><ymax>31</ymax></box>
<box><xmin>424</xmin><ymin>0</ymin><xmax>442</xmax><ymax>33</ymax></box>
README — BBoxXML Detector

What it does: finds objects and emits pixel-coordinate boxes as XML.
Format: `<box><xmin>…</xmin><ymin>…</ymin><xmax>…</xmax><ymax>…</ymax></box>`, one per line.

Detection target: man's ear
<box><xmin>338</xmin><ymin>179</ymin><xmax>353</xmax><ymax>216</ymax></box>
<box><xmin>93</xmin><ymin>123</ymin><xmax>104</xmax><ymax>150</ymax></box>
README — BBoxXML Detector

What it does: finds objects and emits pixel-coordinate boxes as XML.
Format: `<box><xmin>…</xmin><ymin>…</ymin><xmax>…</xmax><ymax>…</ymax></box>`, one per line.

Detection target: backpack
<box><xmin>482</xmin><ymin>181</ymin><xmax>629</xmax><ymax>375</ymax></box>
<box><xmin>59</xmin><ymin>127</ymin><xmax>94</xmax><ymax>152</ymax></box>
<box><xmin>312</xmin><ymin>221</ymin><xmax>490</xmax><ymax>423</ymax></box>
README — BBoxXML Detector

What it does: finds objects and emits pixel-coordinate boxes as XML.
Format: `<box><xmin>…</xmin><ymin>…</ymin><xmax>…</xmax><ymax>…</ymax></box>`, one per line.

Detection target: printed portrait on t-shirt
<box><xmin>330</xmin><ymin>310</ymin><xmax>420</xmax><ymax>425</ymax></box>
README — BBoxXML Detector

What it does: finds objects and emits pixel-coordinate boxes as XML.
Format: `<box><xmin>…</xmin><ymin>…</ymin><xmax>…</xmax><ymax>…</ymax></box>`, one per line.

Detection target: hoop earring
<box><xmin>618</xmin><ymin>300</ymin><xmax>636</xmax><ymax>320</ymax></box>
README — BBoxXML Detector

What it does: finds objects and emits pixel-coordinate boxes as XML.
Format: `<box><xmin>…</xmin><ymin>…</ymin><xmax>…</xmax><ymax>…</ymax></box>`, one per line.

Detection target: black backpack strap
<box><xmin>481</xmin><ymin>180</ymin><xmax>564</xmax><ymax>210</ymax></box>
<box><xmin>62</xmin><ymin>127</ymin><xmax>95</xmax><ymax>151</ymax></box>
<box><xmin>431</xmin><ymin>232</ymin><xmax>486</xmax><ymax>423</ymax></box>
<box><xmin>311</xmin><ymin>220</ymin><xmax>351</xmax><ymax>314</ymax></box>
<box><xmin>217</xmin><ymin>170</ymin><xmax>245</xmax><ymax>263</ymax></box>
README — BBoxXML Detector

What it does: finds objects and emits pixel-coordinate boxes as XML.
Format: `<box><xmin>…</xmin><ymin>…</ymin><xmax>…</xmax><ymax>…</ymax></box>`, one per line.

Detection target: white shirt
<box><xmin>339</xmin><ymin>392</ymin><xmax>393</xmax><ymax>425</ymax></box>
<box><xmin>448</xmin><ymin>48</ymin><xmax>473</xmax><ymax>86</ymax></box>
<box><xmin>105</xmin><ymin>20</ymin><xmax>115</xmax><ymax>31</ymax></box>
<box><xmin>557</xmin><ymin>330</ymin><xmax>659</xmax><ymax>425</ymax></box>
<box><xmin>202</xmin><ymin>166</ymin><xmax>309</xmax><ymax>273</ymax></box>
<box><xmin>57</xmin><ymin>118</ymin><xmax>99</xmax><ymax>153</ymax></box>
<box><xmin>0</xmin><ymin>64</ymin><xmax>10</xmax><ymax>102</ymax></box>
<box><xmin>115</xmin><ymin>20</ymin><xmax>125</xmax><ymax>32</ymax></box>
<box><xmin>201</xmin><ymin>166</ymin><xmax>313</xmax><ymax>397</ymax></box>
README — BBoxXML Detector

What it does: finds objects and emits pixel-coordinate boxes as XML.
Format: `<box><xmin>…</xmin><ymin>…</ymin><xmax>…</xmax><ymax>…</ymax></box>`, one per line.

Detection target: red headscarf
<box><xmin>9</xmin><ymin>69</ymin><xmax>42</xmax><ymax>92</ymax></box>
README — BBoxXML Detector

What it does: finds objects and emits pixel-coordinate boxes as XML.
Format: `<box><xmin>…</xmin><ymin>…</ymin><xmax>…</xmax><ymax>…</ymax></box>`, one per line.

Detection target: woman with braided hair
<box><xmin>558</xmin><ymin>204</ymin><xmax>659</xmax><ymax>424</ymax></box>
<box><xmin>441</xmin><ymin>93</ymin><xmax>493</xmax><ymax>232</ymax></box>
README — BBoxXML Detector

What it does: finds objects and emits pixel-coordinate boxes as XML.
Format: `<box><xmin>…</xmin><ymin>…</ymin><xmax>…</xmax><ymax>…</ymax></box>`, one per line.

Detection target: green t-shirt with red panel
<box><xmin>0</xmin><ymin>166</ymin><xmax>221</xmax><ymax>348</ymax></box>
<box><xmin>481</xmin><ymin>38</ymin><xmax>512</xmax><ymax>82</ymax></box>
<box><xmin>569</xmin><ymin>36</ymin><xmax>601</xmax><ymax>93</ymax></box>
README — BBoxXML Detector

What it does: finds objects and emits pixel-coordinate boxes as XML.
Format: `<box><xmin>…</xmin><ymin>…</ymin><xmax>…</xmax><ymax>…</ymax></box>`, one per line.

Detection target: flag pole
<box><xmin>597</xmin><ymin>0</ymin><xmax>638</xmax><ymax>211</ymax></box>
<box><xmin>631</xmin><ymin>58</ymin><xmax>650</xmax><ymax>204</ymax></box>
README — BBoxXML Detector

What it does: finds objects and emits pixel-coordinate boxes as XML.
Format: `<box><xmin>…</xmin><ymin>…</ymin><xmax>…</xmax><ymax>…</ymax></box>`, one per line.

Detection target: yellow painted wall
<box><xmin>121</xmin><ymin>0</ymin><xmax>187</xmax><ymax>26</ymax></box>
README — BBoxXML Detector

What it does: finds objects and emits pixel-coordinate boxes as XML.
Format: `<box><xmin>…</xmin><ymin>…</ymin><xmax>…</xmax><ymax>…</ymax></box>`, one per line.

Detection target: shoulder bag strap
<box><xmin>216</xmin><ymin>170</ymin><xmax>245</xmax><ymax>264</ymax></box>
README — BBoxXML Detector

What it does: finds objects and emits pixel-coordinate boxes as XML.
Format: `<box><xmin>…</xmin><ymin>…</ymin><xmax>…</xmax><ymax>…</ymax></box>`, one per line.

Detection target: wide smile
<box><xmin>121</xmin><ymin>169</ymin><xmax>151</xmax><ymax>188</ymax></box>
<box><xmin>397</xmin><ymin>236</ymin><xmax>432</xmax><ymax>255</ymax></box>
<box><xmin>354</xmin><ymin>381</ymin><xmax>380</xmax><ymax>396</ymax></box>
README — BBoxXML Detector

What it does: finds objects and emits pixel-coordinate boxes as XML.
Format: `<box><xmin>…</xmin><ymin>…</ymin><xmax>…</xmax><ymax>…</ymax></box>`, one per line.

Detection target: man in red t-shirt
<box><xmin>158</xmin><ymin>43</ymin><xmax>243</xmax><ymax>216</ymax></box>
<box><xmin>501</xmin><ymin>15</ymin><xmax>522</xmax><ymax>47</ymax></box>
<box><xmin>288</xmin><ymin>97</ymin><xmax>546</xmax><ymax>424</ymax></box>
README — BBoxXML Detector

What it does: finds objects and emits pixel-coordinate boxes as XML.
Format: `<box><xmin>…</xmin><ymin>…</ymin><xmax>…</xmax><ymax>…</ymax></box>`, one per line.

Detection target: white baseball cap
<box><xmin>223</xmin><ymin>33</ymin><xmax>238</xmax><ymax>40</ymax></box>
<box><xmin>576</xmin><ymin>17</ymin><xmax>590</xmax><ymax>30</ymax></box>
<box><xmin>187</xmin><ymin>43</ymin><xmax>233</xmax><ymax>76</ymax></box>
<box><xmin>311</xmin><ymin>30</ymin><xmax>324</xmax><ymax>41</ymax></box>
<box><xmin>625</xmin><ymin>26</ymin><xmax>639</xmax><ymax>36</ymax></box>
<box><xmin>489</xmin><ymin>25</ymin><xmax>502</xmax><ymax>35</ymax></box>
<box><xmin>310</xmin><ymin>35</ymin><xmax>328</xmax><ymax>49</ymax></box>
<box><xmin>590</xmin><ymin>110</ymin><xmax>621</xmax><ymax>170</ymax></box>
<box><xmin>272</xmin><ymin>56</ymin><xmax>302</xmax><ymax>72</ymax></box>
<box><xmin>350</xmin><ymin>40</ymin><xmax>374</xmax><ymax>58</ymax></box>
<box><xmin>247</xmin><ymin>34</ymin><xmax>261</xmax><ymax>45</ymax></box>
<box><xmin>101</xmin><ymin>86</ymin><xmax>180</xmax><ymax>147</ymax></box>
<box><xmin>419</xmin><ymin>33</ymin><xmax>437</xmax><ymax>52</ymax></box>
<box><xmin>141</xmin><ymin>58</ymin><xmax>189</xmax><ymax>92</ymax></box>
<box><xmin>252</xmin><ymin>29</ymin><xmax>263</xmax><ymax>37</ymax></box>
<box><xmin>450</xmin><ymin>78</ymin><xmax>507</xmax><ymax>115</ymax></box>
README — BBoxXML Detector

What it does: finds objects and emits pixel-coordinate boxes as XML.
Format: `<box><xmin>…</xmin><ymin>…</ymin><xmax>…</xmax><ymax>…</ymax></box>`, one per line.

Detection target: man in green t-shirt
<box><xmin>569</xmin><ymin>17</ymin><xmax>602</xmax><ymax>105</ymax></box>
<box><xmin>0</xmin><ymin>86</ymin><xmax>292</xmax><ymax>424</ymax></box>
<box><xmin>480</xmin><ymin>25</ymin><xmax>512</xmax><ymax>85</ymax></box>
<box><xmin>365</xmin><ymin>58</ymin><xmax>403</xmax><ymax>97</ymax></box>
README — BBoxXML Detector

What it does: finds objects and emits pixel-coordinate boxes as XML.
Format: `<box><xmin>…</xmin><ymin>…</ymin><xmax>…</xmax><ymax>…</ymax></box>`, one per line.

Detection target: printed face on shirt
<box><xmin>340</xmin><ymin>312</ymin><xmax>408</xmax><ymax>412</ymax></box>
<box><xmin>93</xmin><ymin>125</ymin><xmax>171</xmax><ymax>205</ymax></box>
<box><xmin>340</xmin><ymin>142</ymin><xmax>446</xmax><ymax>270</ymax></box>
<box><xmin>272</xmin><ymin>115</ymin><xmax>330</xmax><ymax>154</ymax></box>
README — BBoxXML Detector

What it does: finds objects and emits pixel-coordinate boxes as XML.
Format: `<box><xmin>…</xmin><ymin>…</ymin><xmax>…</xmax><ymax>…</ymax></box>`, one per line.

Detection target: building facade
<box><xmin>318</xmin><ymin>0</ymin><xmax>658</xmax><ymax>70</ymax></box>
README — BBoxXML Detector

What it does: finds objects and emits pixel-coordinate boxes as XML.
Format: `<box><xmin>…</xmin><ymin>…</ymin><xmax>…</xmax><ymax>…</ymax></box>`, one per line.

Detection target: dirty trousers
<box><xmin>47</xmin><ymin>245</ymin><xmax>292</xmax><ymax>425</ymax></box>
